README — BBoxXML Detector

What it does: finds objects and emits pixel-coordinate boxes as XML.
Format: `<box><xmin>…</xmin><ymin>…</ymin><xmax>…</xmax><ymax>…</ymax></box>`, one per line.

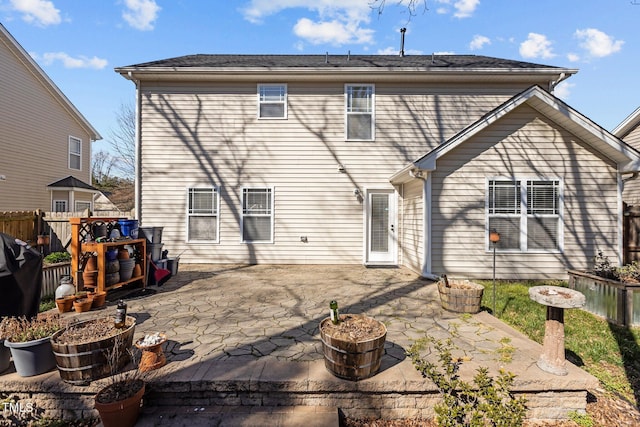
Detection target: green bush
<box><xmin>43</xmin><ymin>251</ymin><xmax>70</xmax><ymax>265</ymax></box>
<box><xmin>408</xmin><ymin>337</ymin><xmax>527</xmax><ymax>427</ymax></box>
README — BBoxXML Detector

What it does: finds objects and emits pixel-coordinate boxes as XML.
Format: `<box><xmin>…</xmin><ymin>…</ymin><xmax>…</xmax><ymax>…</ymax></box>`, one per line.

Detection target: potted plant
<box><xmin>0</xmin><ymin>317</ymin><xmax>14</xmax><ymax>373</ymax></box>
<box><xmin>135</xmin><ymin>332</ymin><xmax>167</xmax><ymax>372</ymax></box>
<box><xmin>94</xmin><ymin>333</ymin><xmax>145</xmax><ymax>427</ymax></box>
<box><xmin>437</xmin><ymin>275</ymin><xmax>485</xmax><ymax>314</ymax></box>
<box><xmin>319</xmin><ymin>302</ymin><xmax>387</xmax><ymax>381</ymax></box>
<box><xmin>3</xmin><ymin>314</ymin><xmax>67</xmax><ymax>376</ymax></box>
<box><xmin>51</xmin><ymin>315</ymin><xmax>136</xmax><ymax>385</ymax></box>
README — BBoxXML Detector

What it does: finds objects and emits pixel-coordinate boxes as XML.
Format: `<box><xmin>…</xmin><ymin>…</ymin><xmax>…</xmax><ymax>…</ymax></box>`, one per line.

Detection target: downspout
<box><xmin>128</xmin><ymin>71</ymin><xmax>142</xmax><ymax>222</ymax></box>
<box><xmin>618</xmin><ymin>170</ymin><xmax>624</xmax><ymax>265</ymax></box>
<box><xmin>549</xmin><ymin>72</ymin><xmax>569</xmax><ymax>93</ymax></box>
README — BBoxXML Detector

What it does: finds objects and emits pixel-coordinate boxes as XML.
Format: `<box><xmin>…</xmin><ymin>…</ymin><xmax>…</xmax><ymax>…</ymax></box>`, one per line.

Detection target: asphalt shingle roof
<box><xmin>121</xmin><ymin>54</ymin><xmax>560</xmax><ymax>70</ymax></box>
<box><xmin>47</xmin><ymin>175</ymin><xmax>98</xmax><ymax>191</ymax></box>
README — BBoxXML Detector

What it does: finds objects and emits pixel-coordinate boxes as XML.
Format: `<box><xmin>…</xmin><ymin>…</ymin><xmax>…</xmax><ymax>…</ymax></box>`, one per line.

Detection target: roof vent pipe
<box><xmin>347</xmin><ymin>50</ymin><xmax>350</xmax><ymax>61</ymax></box>
<box><xmin>325</xmin><ymin>52</ymin><xmax>329</xmax><ymax>63</ymax></box>
<box><xmin>399</xmin><ymin>28</ymin><xmax>406</xmax><ymax>57</ymax></box>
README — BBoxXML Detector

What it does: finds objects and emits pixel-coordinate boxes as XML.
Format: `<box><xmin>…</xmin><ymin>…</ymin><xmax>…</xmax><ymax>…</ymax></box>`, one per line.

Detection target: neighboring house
<box><xmin>613</xmin><ymin>107</ymin><xmax>640</xmax><ymax>205</ymax></box>
<box><xmin>0</xmin><ymin>23</ymin><xmax>101</xmax><ymax>212</ymax></box>
<box><xmin>93</xmin><ymin>191</ymin><xmax>121</xmax><ymax>213</ymax></box>
<box><xmin>116</xmin><ymin>54</ymin><xmax>640</xmax><ymax>279</ymax></box>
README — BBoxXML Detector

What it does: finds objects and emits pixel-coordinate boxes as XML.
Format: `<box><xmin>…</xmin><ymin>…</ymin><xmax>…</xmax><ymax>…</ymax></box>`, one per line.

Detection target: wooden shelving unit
<box><xmin>70</xmin><ymin>217</ymin><xmax>146</xmax><ymax>293</ymax></box>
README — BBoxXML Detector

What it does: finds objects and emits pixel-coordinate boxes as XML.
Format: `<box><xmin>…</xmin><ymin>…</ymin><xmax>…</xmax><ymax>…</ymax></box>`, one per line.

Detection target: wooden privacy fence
<box><xmin>0</xmin><ymin>209</ymin><xmax>133</xmax><ymax>253</ymax></box>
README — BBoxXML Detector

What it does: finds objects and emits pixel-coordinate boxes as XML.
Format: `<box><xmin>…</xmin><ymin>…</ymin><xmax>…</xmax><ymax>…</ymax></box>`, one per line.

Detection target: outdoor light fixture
<box><xmin>489</xmin><ymin>229</ymin><xmax>500</xmax><ymax>315</ymax></box>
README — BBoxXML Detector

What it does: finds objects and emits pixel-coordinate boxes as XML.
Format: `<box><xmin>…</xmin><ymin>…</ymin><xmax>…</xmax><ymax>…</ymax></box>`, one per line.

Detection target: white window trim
<box><xmin>186</xmin><ymin>186</ymin><xmax>220</xmax><ymax>243</ymax></box>
<box><xmin>485</xmin><ymin>177</ymin><xmax>564</xmax><ymax>253</ymax></box>
<box><xmin>344</xmin><ymin>84</ymin><xmax>375</xmax><ymax>141</ymax></box>
<box><xmin>68</xmin><ymin>136</ymin><xmax>82</xmax><ymax>171</ymax></box>
<box><xmin>257</xmin><ymin>84</ymin><xmax>288</xmax><ymax>120</ymax></box>
<box><xmin>53</xmin><ymin>200</ymin><xmax>67</xmax><ymax>212</ymax></box>
<box><xmin>241</xmin><ymin>186</ymin><xmax>274</xmax><ymax>244</ymax></box>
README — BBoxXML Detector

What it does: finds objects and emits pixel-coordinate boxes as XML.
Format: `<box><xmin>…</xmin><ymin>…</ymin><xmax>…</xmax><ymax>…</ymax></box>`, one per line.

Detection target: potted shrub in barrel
<box><xmin>437</xmin><ymin>275</ymin><xmax>485</xmax><ymax>314</ymax></box>
<box><xmin>319</xmin><ymin>301</ymin><xmax>387</xmax><ymax>380</ymax></box>
<box><xmin>50</xmin><ymin>315</ymin><xmax>136</xmax><ymax>385</ymax></box>
<box><xmin>3</xmin><ymin>314</ymin><xmax>67</xmax><ymax>376</ymax></box>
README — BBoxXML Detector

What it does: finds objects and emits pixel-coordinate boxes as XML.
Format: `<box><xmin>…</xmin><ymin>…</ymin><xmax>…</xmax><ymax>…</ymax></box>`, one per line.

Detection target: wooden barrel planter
<box><xmin>319</xmin><ymin>314</ymin><xmax>387</xmax><ymax>381</ymax></box>
<box><xmin>50</xmin><ymin>316</ymin><xmax>136</xmax><ymax>385</ymax></box>
<box><xmin>438</xmin><ymin>279</ymin><xmax>484</xmax><ymax>314</ymax></box>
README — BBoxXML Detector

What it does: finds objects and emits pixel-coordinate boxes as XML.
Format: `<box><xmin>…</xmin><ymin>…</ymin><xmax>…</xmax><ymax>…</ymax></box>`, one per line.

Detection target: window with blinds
<box><xmin>69</xmin><ymin>136</ymin><xmax>81</xmax><ymax>170</ymax></box>
<box><xmin>187</xmin><ymin>187</ymin><xmax>219</xmax><ymax>241</ymax></box>
<box><xmin>242</xmin><ymin>188</ymin><xmax>273</xmax><ymax>243</ymax></box>
<box><xmin>345</xmin><ymin>84</ymin><xmax>374</xmax><ymax>140</ymax></box>
<box><xmin>488</xmin><ymin>179</ymin><xmax>561</xmax><ymax>252</ymax></box>
<box><xmin>258</xmin><ymin>84</ymin><xmax>287</xmax><ymax>119</ymax></box>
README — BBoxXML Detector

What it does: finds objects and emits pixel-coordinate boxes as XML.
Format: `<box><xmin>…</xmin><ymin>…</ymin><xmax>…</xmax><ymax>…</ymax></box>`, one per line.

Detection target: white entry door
<box><xmin>366</xmin><ymin>190</ymin><xmax>396</xmax><ymax>265</ymax></box>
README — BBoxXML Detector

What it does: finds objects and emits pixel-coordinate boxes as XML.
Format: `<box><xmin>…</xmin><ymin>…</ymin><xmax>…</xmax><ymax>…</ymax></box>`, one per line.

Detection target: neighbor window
<box><xmin>487</xmin><ymin>179</ymin><xmax>562</xmax><ymax>252</ymax></box>
<box><xmin>53</xmin><ymin>200</ymin><xmax>67</xmax><ymax>212</ymax></box>
<box><xmin>69</xmin><ymin>136</ymin><xmax>81</xmax><ymax>170</ymax></box>
<box><xmin>75</xmin><ymin>201</ymin><xmax>92</xmax><ymax>212</ymax></box>
<box><xmin>258</xmin><ymin>84</ymin><xmax>287</xmax><ymax>119</ymax></box>
<box><xmin>187</xmin><ymin>187</ymin><xmax>219</xmax><ymax>242</ymax></box>
<box><xmin>242</xmin><ymin>188</ymin><xmax>273</xmax><ymax>243</ymax></box>
<box><xmin>345</xmin><ymin>84</ymin><xmax>374</xmax><ymax>140</ymax></box>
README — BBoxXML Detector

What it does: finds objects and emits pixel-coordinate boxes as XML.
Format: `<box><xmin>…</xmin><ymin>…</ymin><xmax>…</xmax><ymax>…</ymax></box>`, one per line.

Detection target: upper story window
<box><xmin>345</xmin><ymin>84</ymin><xmax>374</xmax><ymax>141</ymax></box>
<box><xmin>69</xmin><ymin>136</ymin><xmax>82</xmax><ymax>170</ymax></box>
<box><xmin>258</xmin><ymin>84</ymin><xmax>287</xmax><ymax>119</ymax></box>
<box><xmin>487</xmin><ymin>178</ymin><xmax>562</xmax><ymax>252</ymax></box>
<box><xmin>187</xmin><ymin>187</ymin><xmax>219</xmax><ymax>242</ymax></box>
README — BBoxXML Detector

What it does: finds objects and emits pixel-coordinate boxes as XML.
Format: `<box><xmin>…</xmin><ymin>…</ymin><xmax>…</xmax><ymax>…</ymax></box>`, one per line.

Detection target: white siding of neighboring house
<box><xmin>429</xmin><ymin>104</ymin><xmax>618</xmax><ymax>279</ymax></box>
<box><xmin>622</xmin><ymin>125</ymin><xmax>640</xmax><ymax>205</ymax></box>
<box><xmin>398</xmin><ymin>178</ymin><xmax>424</xmax><ymax>274</ymax></box>
<box><xmin>0</xmin><ymin>30</ymin><xmax>93</xmax><ymax>211</ymax></box>
<box><xmin>138</xmin><ymin>81</ymin><xmax>525</xmax><ymax>264</ymax></box>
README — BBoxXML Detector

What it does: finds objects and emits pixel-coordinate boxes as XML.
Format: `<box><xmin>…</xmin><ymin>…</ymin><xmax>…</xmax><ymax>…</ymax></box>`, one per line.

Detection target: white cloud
<box><xmin>469</xmin><ymin>35</ymin><xmax>490</xmax><ymax>50</ymax></box>
<box><xmin>293</xmin><ymin>18</ymin><xmax>373</xmax><ymax>45</ymax></box>
<box><xmin>10</xmin><ymin>0</ymin><xmax>61</xmax><ymax>26</ymax></box>
<box><xmin>519</xmin><ymin>33</ymin><xmax>555</xmax><ymax>59</ymax></box>
<box><xmin>243</xmin><ymin>1</ymin><xmax>375</xmax><ymax>47</ymax></box>
<box><xmin>37</xmin><ymin>52</ymin><xmax>108</xmax><ymax>69</ymax></box>
<box><xmin>453</xmin><ymin>0</ymin><xmax>479</xmax><ymax>18</ymax></box>
<box><xmin>433</xmin><ymin>0</ymin><xmax>479</xmax><ymax>18</ymax></box>
<box><xmin>567</xmin><ymin>53</ymin><xmax>580</xmax><ymax>62</ymax></box>
<box><xmin>122</xmin><ymin>0</ymin><xmax>160</xmax><ymax>31</ymax></box>
<box><xmin>574</xmin><ymin>28</ymin><xmax>623</xmax><ymax>58</ymax></box>
<box><xmin>553</xmin><ymin>81</ymin><xmax>574</xmax><ymax>100</ymax></box>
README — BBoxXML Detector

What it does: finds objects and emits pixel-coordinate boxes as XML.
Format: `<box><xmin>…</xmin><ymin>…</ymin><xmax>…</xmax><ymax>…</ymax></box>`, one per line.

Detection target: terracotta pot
<box><xmin>55</xmin><ymin>298</ymin><xmax>73</xmax><ymax>313</ymax></box>
<box><xmin>73</xmin><ymin>298</ymin><xmax>92</xmax><ymax>313</ymax></box>
<box><xmin>132</xmin><ymin>264</ymin><xmax>142</xmax><ymax>278</ymax></box>
<box><xmin>118</xmin><ymin>248</ymin><xmax>130</xmax><ymax>260</ymax></box>
<box><xmin>95</xmin><ymin>380</ymin><xmax>145</xmax><ymax>427</ymax></box>
<box><xmin>85</xmin><ymin>255</ymin><xmax>97</xmax><ymax>271</ymax></box>
<box><xmin>90</xmin><ymin>291</ymin><xmax>107</xmax><ymax>308</ymax></box>
<box><xmin>83</xmin><ymin>270</ymin><xmax>97</xmax><ymax>286</ymax></box>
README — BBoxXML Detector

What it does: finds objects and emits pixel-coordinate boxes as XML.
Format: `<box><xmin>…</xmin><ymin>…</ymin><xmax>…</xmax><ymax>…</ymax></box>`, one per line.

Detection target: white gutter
<box><xmin>126</xmin><ymin>71</ymin><xmax>143</xmax><ymax>222</ymax></box>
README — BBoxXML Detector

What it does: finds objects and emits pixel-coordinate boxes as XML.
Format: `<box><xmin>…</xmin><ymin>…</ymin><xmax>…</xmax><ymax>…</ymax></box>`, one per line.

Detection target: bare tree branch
<box><xmin>106</xmin><ymin>102</ymin><xmax>136</xmax><ymax>179</ymax></box>
<box><xmin>370</xmin><ymin>0</ymin><xmax>428</xmax><ymax>17</ymax></box>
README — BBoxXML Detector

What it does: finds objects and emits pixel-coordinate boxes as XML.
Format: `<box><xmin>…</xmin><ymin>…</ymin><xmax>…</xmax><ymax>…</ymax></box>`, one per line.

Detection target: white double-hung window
<box><xmin>258</xmin><ymin>84</ymin><xmax>287</xmax><ymax>119</ymax></box>
<box><xmin>187</xmin><ymin>187</ymin><xmax>219</xmax><ymax>242</ymax></box>
<box><xmin>242</xmin><ymin>188</ymin><xmax>273</xmax><ymax>243</ymax></box>
<box><xmin>69</xmin><ymin>136</ymin><xmax>82</xmax><ymax>170</ymax></box>
<box><xmin>487</xmin><ymin>178</ymin><xmax>562</xmax><ymax>252</ymax></box>
<box><xmin>345</xmin><ymin>84</ymin><xmax>374</xmax><ymax>140</ymax></box>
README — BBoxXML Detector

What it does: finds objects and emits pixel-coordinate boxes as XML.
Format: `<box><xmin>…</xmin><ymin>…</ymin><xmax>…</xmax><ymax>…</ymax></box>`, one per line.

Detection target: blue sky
<box><xmin>1</xmin><ymin>0</ymin><xmax>639</xmax><ymax>155</ymax></box>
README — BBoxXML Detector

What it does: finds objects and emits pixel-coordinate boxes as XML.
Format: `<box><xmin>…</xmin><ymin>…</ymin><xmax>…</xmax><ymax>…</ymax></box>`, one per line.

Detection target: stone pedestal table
<box><xmin>528</xmin><ymin>286</ymin><xmax>586</xmax><ymax>376</ymax></box>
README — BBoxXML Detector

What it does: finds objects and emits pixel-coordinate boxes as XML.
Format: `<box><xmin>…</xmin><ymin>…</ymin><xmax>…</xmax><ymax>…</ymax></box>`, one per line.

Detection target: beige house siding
<box><xmin>138</xmin><ymin>81</ymin><xmax>520</xmax><ymax>264</ymax></box>
<box><xmin>0</xmin><ymin>26</ymin><xmax>95</xmax><ymax>212</ymax></box>
<box><xmin>622</xmin><ymin>126</ymin><xmax>640</xmax><ymax>205</ymax></box>
<box><xmin>430</xmin><ymin>104</ymin><xmax>618</xmax><ymax>279</ymax></box>
<box><xmin>398</xmin><ymin>178</ymin><xmax>424</xmax><ymax>274</ymax></box>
